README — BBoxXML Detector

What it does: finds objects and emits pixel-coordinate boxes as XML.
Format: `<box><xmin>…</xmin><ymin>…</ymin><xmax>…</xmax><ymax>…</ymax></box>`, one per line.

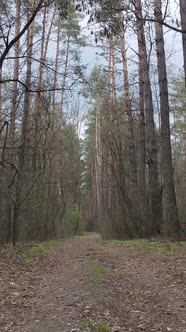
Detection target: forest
<box><xmin>0</xmin><ymin>0</ymin><xmax>186</xmax><ymax>245</ymax></box>
<box><xmin>0</xmin><ymin>1</ymin><xmax>186</xmax><ymax>331</ymax></box>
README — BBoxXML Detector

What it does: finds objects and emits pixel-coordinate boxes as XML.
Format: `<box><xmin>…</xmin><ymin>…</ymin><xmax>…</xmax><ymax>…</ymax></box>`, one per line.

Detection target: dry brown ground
<box><xmin>0</xmin><ymin>234</ymin><xmax>186</xmax><ymax>332</ymax></box>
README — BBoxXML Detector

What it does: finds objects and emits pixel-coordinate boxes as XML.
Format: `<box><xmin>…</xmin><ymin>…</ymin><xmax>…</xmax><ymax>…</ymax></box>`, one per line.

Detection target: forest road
<box><xmin>0</xmin><ymin>234</ymin><xmax>186</xmax><ymax>332</ymax></box>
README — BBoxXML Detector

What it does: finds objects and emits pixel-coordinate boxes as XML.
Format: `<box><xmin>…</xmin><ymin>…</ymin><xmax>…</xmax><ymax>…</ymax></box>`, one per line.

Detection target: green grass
<box><xmin>79</xmin><ymin>319</ymin><xmax>110</xmax><ymax>331</ymax></box>
<box><xmin>88</xmin><ymin>266</ymin><xmax>106</xmax><ymax>281</ymax></box>
<box><xmin>79</xmin><ymin>319</ymin><xmax>92</xmax><ymax>329</ymax></box>
<box><xmin>22</xmin><ymin>240</ymin><xmax>62</xmax><ymax>263</ymax></box>
<box><xmin>128</xmin><ymin>290</ymin><xmax>143</xmax><ymax>298</ymax></box>
<box><xmin>105</xmin><ymin>239</ymin><xmax>172</xmax><ymax>253</ymax></box>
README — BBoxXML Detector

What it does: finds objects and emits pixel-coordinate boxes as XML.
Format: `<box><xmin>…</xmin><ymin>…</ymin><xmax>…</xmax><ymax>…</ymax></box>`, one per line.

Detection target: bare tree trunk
<box><xmin>59</xmin><ymin>35</ymin><xmax>70</xmax><ymax>126</ymax></box>
<box><xmin>118</xmin><ymin>9</ymin><xmax>138</xmax><ymax>190</ymax></box>
<box><xmin>32</xmin><ymin>5</ymin><xmax>48</xmax><ymax>171</ymax></box>
<box><xmin>47</xmin><ymin>19</ymin><xmax>61</xmax><ymax>238</ymax></box>
<box><xmin>135</xmin><ymin>0</ymin><xmax>162</xmax><ymax>234</ymax></box>
<box><xmin>107</xmin><ymin>38</ymin><xmax>114</xmax><ymax>211</ymax></box>
<box><xmin>51</xmin><ymin>21</ymin><xmax>60</xmax><ymax>115</ymax></box>
<box><xmin>33</xmin><ymin>6</ymin><xmax>56</xmax><ymax>113</ymax></box>
<box><xmin>110</xmin><ymin>35</ymin><xmax>117</xmax><ymax>103</ymax></box>
<box><xmin>154</xmin><ymin>0</ymin><xmax>180</xmax><ymax>236</ymax></box>
<box><xmin>0</xmin><ymin>67</ymin><xmax>2</xmax><ymax>160</ymax></box>
<box><xmin>180</xmin><ymin>0</ymin><xmax>186</xmax><ymax>86</ymax></box>
<box><xmin>13</xmin><ymin>0</ymin><xmax>36</xmax><ymax>245</ymax></box>
<box><xmin>138</xmin><ymin>30</ymin><xmax>146</xmax><ymax>197</ymax></box>
<box><xmin>95</xmin><ymin>97</ymin><xmax>102</xmax><ymax>212</ymax></box>
<box><xmin>6</xmin><ymin>0</ymin><xmax>21</xmax><ymax>241</ymax></box>
<box><xmin>0</xmin><ymin>67</ymin><xmax>3</xmax><ymax>235</ymax></box>
<box><xmin>180</xmin><ymin>0</ymin><xmax>186</xmax><ymax>166</ymax></box>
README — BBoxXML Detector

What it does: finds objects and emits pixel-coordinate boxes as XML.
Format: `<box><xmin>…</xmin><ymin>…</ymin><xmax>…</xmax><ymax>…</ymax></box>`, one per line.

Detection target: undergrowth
<box><xmin>104</xmin><ymin>239</ymin><xmax>173</xmax><ymax>253</ymax></box>
<box><xmin>22</xmin><ymin>240</ymin><xmax>62</xmax><ymax>263</ymax></box>
<box><xmin>79</xmin><ymin>319</ymin><xmax>110</xmax><ymax>331</ymax></box>
<box><xmin>88</xmin><ymin>266</ymin><xmax>106</xmax><ymax>281</ymax></box>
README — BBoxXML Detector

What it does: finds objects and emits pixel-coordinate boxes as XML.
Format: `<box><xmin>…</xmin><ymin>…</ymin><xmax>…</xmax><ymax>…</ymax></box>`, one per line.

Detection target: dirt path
<box><xmin>0</xmin><ymin>234</ymin><xmax>186</xmax><ymax>332</ymax></box>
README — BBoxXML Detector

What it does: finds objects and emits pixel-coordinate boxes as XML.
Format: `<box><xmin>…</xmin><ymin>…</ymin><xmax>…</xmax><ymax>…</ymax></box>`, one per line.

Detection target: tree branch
<box><xmin>0</xmin><ymin>0</ymin><xmax>46</xmax><ymax>69</ymax></box>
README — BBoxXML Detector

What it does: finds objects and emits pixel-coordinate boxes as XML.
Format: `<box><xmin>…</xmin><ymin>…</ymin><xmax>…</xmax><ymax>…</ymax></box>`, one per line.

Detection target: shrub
<box><xmin>63</xmin><ymin>207</ymin><xmax>85</xmax><ymax>236</ymax></box>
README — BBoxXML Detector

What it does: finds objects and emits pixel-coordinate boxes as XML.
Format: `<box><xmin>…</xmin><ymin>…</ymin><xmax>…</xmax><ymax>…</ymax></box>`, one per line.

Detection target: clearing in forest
<box><xmin>0</xmin><ymin>234</ymin><xmax>186</xmax><ymax>332</ymax></box>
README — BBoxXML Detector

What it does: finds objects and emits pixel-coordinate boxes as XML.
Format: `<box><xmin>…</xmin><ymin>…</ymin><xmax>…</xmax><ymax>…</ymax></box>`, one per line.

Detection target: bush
<box><xmin>63</xmin><ymin>207</ymin><xmax>85</xmax><ymax>236</ymax></box>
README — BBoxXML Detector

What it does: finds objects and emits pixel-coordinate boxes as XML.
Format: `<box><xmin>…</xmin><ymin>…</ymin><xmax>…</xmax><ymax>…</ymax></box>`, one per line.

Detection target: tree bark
<box><xmin>47</xmin><ymin>18</ymin><xmax>61</xmax><ymax>238</ymax></box>
<box><xmin>0</xmin><ymin>67</ymin><xmax>2</xmax><ymax>159</ymax></box>
<box><xmin>6</xmin><ymin>0</ymin><xmax>21</xmax><ymax>241</ymax></box>
<box><xmin>59</xmin><ymin>35</ymin><xmax>70</xmax><ymax>127</ymax></box>
<box><xmin>95</xmin><ymin>97</ymin><xmax>102</xmax><ymax>212</ymax></box>
<box><xmin>135</xmin><ymin>0</ymin><xmax>162</xmax><ymax>234</ymax></box>
<box><xmin>13</xmin><ymin>0</ymin><xmax>36</xmax><ymax>245</ymax></box>
<box><xmin>32</xmin><ymin>4</ymin><xmax>48</xmax><ymax>171</ymax></box>
<box><xmin>118</xmin><ymin>8</ymin><xmax>138</xmax><ymax>190</ymax></box>
<box><xmin>154</xmin><ymin>0</ymin><xmax>180</xmax><ymax>235</ymax></box>
<box><xmin>137</xmin><ymin>25</ymin><xmax>147</xmax><ymax>204</ymax></box>
<box><xmin>180</xmin><ymin>0</ymin><xmax>186</xmax><ymax>86</ymax></box>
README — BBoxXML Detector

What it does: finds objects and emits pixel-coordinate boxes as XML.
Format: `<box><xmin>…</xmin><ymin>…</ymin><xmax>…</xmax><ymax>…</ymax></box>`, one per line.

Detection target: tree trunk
<box><xmin>135</xmin><ymin>0</ymin><xmax>162</xmax><ymax>234</ymax></box>
<box><xmin>154</xmin><ymin>0</ymin><xmax>180</xmax><ymax>236</ymax></box>
<box><xmin>6</xmin><ymin>0</ymin><xmax>21</xmax><ymax>241</ymax></box>
<box><xmin>47</xmin><ymin>18</ymin><xmax>61</xmax><ymax>238</ymax></box>
<box><xmin>0</xmin><ymin>66</ymin><xmax>3</xmax><ymax>236</ymax></box>
<box><xmin>13</xmin><ymin>0</ymin><xmax>35</xmax><ymax>245</ymax></box>
<box><xmin>59</xmin><ymin>35</ymin><xmax>70</xmax><ymax>127</ymax></box>
<box><xmin>95</xmin><ymin>97</ymin><xmax>102</xmax><ymax>212</ymax></box>
<box><xmin>180</xmin><ymin>0</ymin><xmax>186</xmax><ymax>86</ymax></box>
<box><xmin>118</xmin><ymin>9</ymin><xmax>138</xmax><ymax>190</ymax></box>
<box><xmin>0</xmin><ymin>67</ymin><xmax>2</xmax><ymax>162</ymax></box>
<box><xmin>32</xmin><ymin>5</ymin><xmax>48</xmax><ymax>171</ymax></box>
<box><xmin>138</xmin><ymin>30</ymin><xmax>146</xmax><ymax>195</ymax></box>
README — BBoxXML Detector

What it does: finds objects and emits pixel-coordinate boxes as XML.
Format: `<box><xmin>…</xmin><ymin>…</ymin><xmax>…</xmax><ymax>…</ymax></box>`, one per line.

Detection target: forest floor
<box><xmin>0</xmin><ymin>234</ymin><xmax>186</xmax><ymax>332</ymax></box>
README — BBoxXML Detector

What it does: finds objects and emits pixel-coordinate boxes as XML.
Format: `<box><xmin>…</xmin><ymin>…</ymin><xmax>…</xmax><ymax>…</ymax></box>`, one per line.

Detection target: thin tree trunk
<box><xmin>47</xmin><ymin>19</ymin><xmax>61</xmax><ymax>238</ymax></box>
<box><xmin>135</xmin><ymin>0</ymin><xmax>162</xmax><ymax>234</ymax></box>
<box><xmin>138</xmin><ymin>30</ymin><xmax>146</xmax><ymax>197</ymax></box>
<box><xmin>110</xmin><ymin>35</ymin><xmax>117</xmax><ymax>104</ymax></box>
<box><xmin>32</xmin><ymin>5</ymin><xmax>48</xmax><ymax>171</ymax></box>
<box><xmin>59</xmin><ymin>35</ymin><xmax>70</xmax><ymax>127</ymax></box>
<box><xmin>107</xmin><ymin>38</ymin><xmax>114</xmax><ymax>210</ymax></box>
<box><xmin>6</xmin><ymin>0</ymin><xmax>21</xmax><ymax>241</ymax></box>
<box><xmin>118</xmin><ymin>9</ymin><xmax>138</xmax><ymax>189</ymax></box>
<box><xmin>180</xmin><ymin>0</ymin><xmax>186</xmax><ymax>86</ymax></box>
<box><xmin>154</xmin><ymin>0</ymin><xmax>180</xmax><ymax>235</ymax></box>
<box><xmin>33</xmin><ymin>6</ymin><xmax>55</xmax><ymax>113</ymax></box>
<box><xmin>95</xmin><ymin>97</ymin><xmax>102</xmax><ymax>212</ymax></box>
<box><xmin>0</xmin><ymin>67</ymin><xmax>2</xmax><ymax>159</ymax></box>
<box><xmin>180</xmin><ymin>0</ymin><xmax>186</xmax><ymax>164</ymax></box>
<box><xmin>0</xmin><ymin>67</ymin><xmax>3</xmax><ymax>236</ymax></box>
<box><xmin>32</xmin><ymin>7</ymin><xmax>55</xmax><ymax>171</ymax></box>
<box><xmin>51</xmin><ymin>21</ymin><xmax>60</xmax><ymax>115</ymax></box>
<box><xmin>13</xmin><ymin>0</ymin><xmax>36</xmax><ymax>245</ymax></box>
